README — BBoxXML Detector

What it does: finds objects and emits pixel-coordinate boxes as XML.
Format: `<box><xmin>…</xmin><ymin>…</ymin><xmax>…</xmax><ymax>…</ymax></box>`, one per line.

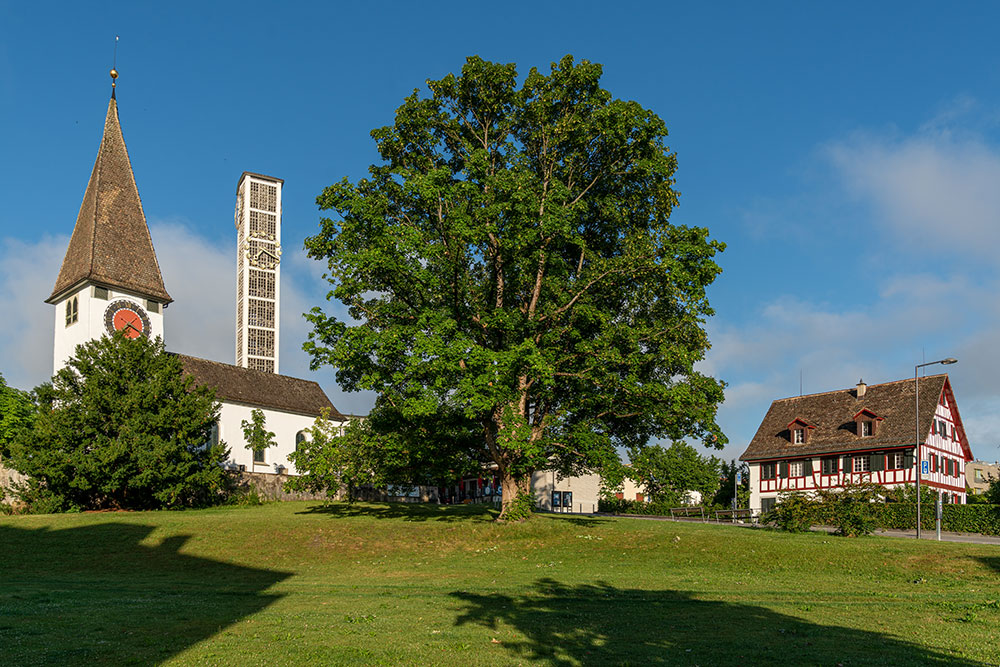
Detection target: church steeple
<box><xmin>47</xmin><ymin>95</ymin><xmax>171</xmax><ymax>305</ymax></box>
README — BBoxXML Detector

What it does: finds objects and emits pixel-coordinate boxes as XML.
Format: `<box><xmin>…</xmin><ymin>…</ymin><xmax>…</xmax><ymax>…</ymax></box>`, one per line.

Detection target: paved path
<box><xmin>872</xmin><ymin>528</ymin><xmax>1000</xmax><ymax>545</ymax></box>
<box><xmin>592</xmin><ymin>513</ymin><xmax>1000</xmax><ymax>545</ymax></box>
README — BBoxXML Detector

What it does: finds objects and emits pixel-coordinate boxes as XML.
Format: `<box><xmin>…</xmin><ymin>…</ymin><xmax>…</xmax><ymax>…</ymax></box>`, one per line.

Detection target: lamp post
<box><xmin>915</xmin><ymin>357</ymin><xmax>957</xmax><ymax>539</ymax></box>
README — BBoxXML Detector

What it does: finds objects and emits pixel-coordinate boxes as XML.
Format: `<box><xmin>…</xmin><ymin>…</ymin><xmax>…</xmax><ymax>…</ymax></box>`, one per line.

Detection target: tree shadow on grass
<box><xmin>0</xmin><ymin>522</ymin><xmax>290</xmax><ymax>665</ymax></box>
<box><xmin>976</xmin><ymin>556</ymin><xmax>1000</xmax><ymax>574</ymax></box>
<box><xmin>297</xmin><ymin>502</ymin><xmax>613</xmax><ymax>527</ymax></box>
<box><xmin>451</xmin><ymin>578</ymin><xmax>986</xmax><ymax>666</ymax></box>
<box><xmin>296</xmin><ymin>501</ymin><xmax>501</xmax><ymax>523</ymax></box>
<box><xmin>538</xmin><ymin>513</ymin><xmax>612</xmax><ymax>528</ymax></box>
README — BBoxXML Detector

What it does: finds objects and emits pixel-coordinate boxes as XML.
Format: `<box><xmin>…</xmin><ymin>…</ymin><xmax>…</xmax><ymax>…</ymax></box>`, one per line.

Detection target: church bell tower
<box><xmin>47</xmin><ymin>72</ymin><xmax>171</xmax><ymax>374</ymax></box>
<box><xmin>234</xmin><ymin>172</ymin><xmax>282</xmax><ymax>374</ymax></box>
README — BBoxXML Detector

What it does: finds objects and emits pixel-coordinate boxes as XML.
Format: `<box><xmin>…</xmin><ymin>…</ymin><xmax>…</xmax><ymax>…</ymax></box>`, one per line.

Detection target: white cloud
<box><xmin>0</xmin><ymin>235</ymin><xmax>66</xmax><ymax>390</ymax></box>
<box><xmin>152</xmin><ymin>220</ymin><xmax>236</xmax><ymax>364</ymax></box>
<box><xmin>0</xmin><ymin>223</ymin><xmax>374</xmax><ymax>416</ymax></box>
<box><xmin>825</xmin><ymin>128</ymin><xmax>1000</xmax><ymax>255</ymax></box>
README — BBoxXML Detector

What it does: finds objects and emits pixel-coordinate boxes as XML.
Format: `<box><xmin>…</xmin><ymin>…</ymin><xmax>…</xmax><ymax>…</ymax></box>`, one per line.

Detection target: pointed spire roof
<box><xmin>47</xmin><ymin>97</ymin><xmax>171</xmax><ymax>304</ymax></box>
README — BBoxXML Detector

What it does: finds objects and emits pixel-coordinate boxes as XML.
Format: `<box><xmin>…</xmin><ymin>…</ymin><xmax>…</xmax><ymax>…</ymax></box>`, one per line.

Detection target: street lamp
<box><xmin>915</xmin><ymin>357</ymin><xmax>957</xmax><ymax>539</ymax></box>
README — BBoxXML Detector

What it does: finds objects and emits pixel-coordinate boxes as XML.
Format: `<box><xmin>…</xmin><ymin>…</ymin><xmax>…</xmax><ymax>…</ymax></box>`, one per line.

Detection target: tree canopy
<box><xmin>0</xmin><ymin>373</ymin><xmax>34</xmax><ymax>462</ymax></box>
<box><xmin>8</xmin><ymin>333</ymin><xmax>230</xmax><ymax>511</ymax></box>
<box><xmin>304</xmin><ymin>55</ymin><xmax>727</xmax><ymax>519</ymax></box>
<box><xmin>628</xmin><ymin>441</ymin><xmax>722</xmax><ymax>506</ymax></box>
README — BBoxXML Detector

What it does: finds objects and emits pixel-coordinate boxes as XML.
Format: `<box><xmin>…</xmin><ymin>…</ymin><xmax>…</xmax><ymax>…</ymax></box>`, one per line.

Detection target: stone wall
<box><xmin>236</xmin><ymin>472</ymin><xmax>439</xmax><ymax>503</ymax></box>
<box><xmin>0</xmin><ymin>463</ymin><xmax>26</xmax><ymax>505</ymax></box>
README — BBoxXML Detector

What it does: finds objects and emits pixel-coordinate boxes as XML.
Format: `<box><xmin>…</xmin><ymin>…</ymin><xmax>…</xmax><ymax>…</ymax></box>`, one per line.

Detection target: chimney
<box><xmin>856</xmin><ymin>379</ymin><xmax>867</xmax><ymax>398</ymax></box>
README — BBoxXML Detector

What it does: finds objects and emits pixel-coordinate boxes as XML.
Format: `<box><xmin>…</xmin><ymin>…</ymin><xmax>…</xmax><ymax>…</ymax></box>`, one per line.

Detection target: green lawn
<box><xmin>2</xmin><ymin>502</ymin><xmax>998</xmax><ymax>665</ymax></box>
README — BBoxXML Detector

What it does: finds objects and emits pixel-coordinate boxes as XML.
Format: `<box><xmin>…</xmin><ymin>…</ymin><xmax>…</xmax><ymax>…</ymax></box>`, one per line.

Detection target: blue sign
<box><xmin>921</xmin><ymin>460</ymin><xmax>930</xmax><ymax>475</ymax></box>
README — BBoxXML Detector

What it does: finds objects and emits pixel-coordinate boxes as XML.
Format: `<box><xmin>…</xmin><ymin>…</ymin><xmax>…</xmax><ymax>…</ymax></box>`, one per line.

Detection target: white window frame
<box><xmin>860</xmin><ymin>421</ymin><xmax>872</xmax><ymax>437</ymax></box>
<box><xmin>893</xmin><ymin>452</ymin><xmax>905</xmax><ymax>469</ymax></box>
<box><xmin>853</xmin><ymin>456</ymin><xmax>870</xmax><ymax>473</ymax></box>
<box><xmin>789</xmin><ymin>461</ymin><xmax>804</xmax><ymax>477</ymax></box>
<box><xmin>793</xmin><ymin>428</ymin><xmax>804</xmax><ymax>444</ymax></box>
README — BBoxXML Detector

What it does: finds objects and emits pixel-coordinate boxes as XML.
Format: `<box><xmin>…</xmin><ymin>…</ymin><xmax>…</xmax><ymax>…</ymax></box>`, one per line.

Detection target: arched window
<box><xmin>295</xmin><ymin>430</ymin><xmax>307</xmax><ymax>452</ymax></box>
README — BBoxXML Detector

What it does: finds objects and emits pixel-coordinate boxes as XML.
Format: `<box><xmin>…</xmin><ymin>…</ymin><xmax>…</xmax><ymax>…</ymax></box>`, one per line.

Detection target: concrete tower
<box><xmin>234</xmin><ymin>172</ymin><xmax>282</xmax><ymax>374</ymax></box>
<box><xmin>47</xmin><ymin>92</ymin><xmax>171</xmax><ymax>374</ymax></box>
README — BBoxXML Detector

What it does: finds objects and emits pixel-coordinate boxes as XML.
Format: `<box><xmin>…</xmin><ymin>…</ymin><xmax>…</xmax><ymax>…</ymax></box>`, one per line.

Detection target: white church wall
<box><xmin>216</xmin><ymin>401</ymin><xmax>346</xmax><ymax>475</ymax></box>
<box><xmin>53</xmin><ymin>285</ymin><xmax>165</xmax><ymax>374</ymax></box>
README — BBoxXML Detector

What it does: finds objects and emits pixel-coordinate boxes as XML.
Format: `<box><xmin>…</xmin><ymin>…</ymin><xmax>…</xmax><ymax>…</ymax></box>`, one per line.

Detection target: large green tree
<box><xmin>8</xmin><ymin>333</ymin><xmax>230</xmax><ymax>511</ymax></box>
<box><xmin>304</xmin><ymin>55</ymin><xmax>727</xmax><ymax>520</ymax></box>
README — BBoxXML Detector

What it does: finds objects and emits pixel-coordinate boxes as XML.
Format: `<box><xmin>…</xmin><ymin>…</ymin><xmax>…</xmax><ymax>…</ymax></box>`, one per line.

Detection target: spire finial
<box><xmin>110</xmin><ymin>35</ymin><xmax>119</xmax><ymax>99</ymax></box>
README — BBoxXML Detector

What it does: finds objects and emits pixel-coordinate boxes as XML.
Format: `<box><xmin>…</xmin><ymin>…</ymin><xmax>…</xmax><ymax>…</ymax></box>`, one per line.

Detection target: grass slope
<box><xmin>2</xmin><ymin>502</ymin><xmax>999</xmax><ymax>665</ymax></box>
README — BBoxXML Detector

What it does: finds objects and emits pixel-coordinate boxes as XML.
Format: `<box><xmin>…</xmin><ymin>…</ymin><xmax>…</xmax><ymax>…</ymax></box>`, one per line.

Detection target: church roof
<box><xmin>47</xmin><ymin>97</ymin><xmax>171</xmax><ymax>304</ymax></box>
<box><xmin>175</xmin><ymin>354</ymin><xmax>346</xmax><ymax>419</ymax></box>
<box><xmin>739</xmin><ymin>374</ymin><xmax>969</xmax><ymax>461</ymax></box>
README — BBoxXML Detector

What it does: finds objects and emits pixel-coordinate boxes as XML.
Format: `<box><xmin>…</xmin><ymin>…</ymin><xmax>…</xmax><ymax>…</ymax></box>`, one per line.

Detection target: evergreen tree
<box><xmin>8</xmin><ymin>333</ymin><xmax>229</xmax><ymax>511</ymax></box>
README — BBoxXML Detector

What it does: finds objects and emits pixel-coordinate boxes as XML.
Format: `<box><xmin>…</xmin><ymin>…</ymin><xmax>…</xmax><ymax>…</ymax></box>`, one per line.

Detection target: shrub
<box><xmin>764</xmin><ymin>492</ymin><xmax>817</xmax><ymax>532</ymax></box>
<box><xmin>831</xmin><ymin>487</ymin><xmax>881</xmax><ymax>537</ymax></box>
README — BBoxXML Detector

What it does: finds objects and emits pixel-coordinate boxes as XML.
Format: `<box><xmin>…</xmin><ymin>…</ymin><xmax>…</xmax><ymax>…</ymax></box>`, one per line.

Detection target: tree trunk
<box><xmin>498</xmin><ymin>469</ymin><xmax>531</xmax><ymax>521</ymax></box>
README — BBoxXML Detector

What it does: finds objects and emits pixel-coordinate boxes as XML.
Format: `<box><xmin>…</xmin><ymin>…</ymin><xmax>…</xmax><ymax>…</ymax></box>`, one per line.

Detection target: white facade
<box><xmin>235</xmin><ymin>173</ymin><xmax>282</xmax><ymax>374</ymax></box>
<box><xmin>747</xmin><ymin>392</ymin><xmax>969</xmax><ymax>514</ymax></box>
<box><xmin>52</xmin><ymin>284</ymin><xmax>165</xmax><ymax>375</ymax></box>
<box><xmin>217</xmin><ymin>401</ymin><xmax>346</xmax><ymax>475</ymax></box>
<box><xmin>532</xmin><ymin>470</ymin><xmax>647</xmax><ymax>513</ymax></box>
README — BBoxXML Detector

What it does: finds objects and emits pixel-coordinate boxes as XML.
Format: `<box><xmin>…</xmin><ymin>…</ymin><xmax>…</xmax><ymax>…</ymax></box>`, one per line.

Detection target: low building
<box><xmin>176</xmin><ymin>355</ymin><xmax>349</xmax><ymax>475</ymax></box>
<box><xmin>966</xmin><ymin>460</ymin><xmax>998</xmax><ymax>496</ymax></box>
<box><xmin>740</xmin><ymin>376</ymin><xmax>973</xmax><ymax>514</ymax></box>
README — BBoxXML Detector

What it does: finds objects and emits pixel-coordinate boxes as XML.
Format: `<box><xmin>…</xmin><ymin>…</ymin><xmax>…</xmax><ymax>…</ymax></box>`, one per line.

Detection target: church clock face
<box><xmin>104</xmin><ymin>300</ymin><xmax>151</xmax><ymax>339</ymax></box>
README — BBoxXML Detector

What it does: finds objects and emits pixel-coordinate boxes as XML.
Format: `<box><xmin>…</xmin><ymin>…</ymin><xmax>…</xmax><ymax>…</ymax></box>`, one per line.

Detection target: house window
<box><xmin>853</xmin><ymin>456</ymin><xmax>870</xmax><ymax>473</ymax></box>
<box><xmin>761</xmin><ymin>497</ymin><xmax>777</xmax><ymax>514</ymax></box>
<box><xmin>789</xmin><ymin>461</ymin><xmax>804</xmax><ymax>477</ymax></box>
<box><xmin>975</xmin><ymin>469</ymin><xmax>984</xmax><ymax>483</ymax></box>
<box><xmin>253</xmin><ymin>448</ymin><xmax>266</xmax><ymax>464</ymax></box>
<box><xmin>762</xmin><ymin>462</ymin><xmax>777</xmax><ymax>480</ymax></box>
<box><xmin>892</xmin><ymin>452</ymin><xmax>905</xmax><ymax>469</ymax></box>
<box><xmin>552</xmin><ymin>491</ymin><xmax>562</xmax><ymax>508</ymax></box>
<box><xmin>860</xmin><ymin>421</ymin><xmax>873</xmax><ymax>437</ymax></box>
<box><xmin>295</xmin><ymin>430</ymin><xmax>307</xmax><ymax>452</ymax></box>
<box><xmin>821</xmin><ymin>457</ymin><xmax>838</xmax><ymax>475</ymax></box>
<box><xmin>65</xmin><ymin>297</ymin><xmax>79</xmax><ymax>326</ymax></box>
<box><xmin>793</xmin><ymin>428</ymin><xmax>804</xmax><ymax>444</ymax></box>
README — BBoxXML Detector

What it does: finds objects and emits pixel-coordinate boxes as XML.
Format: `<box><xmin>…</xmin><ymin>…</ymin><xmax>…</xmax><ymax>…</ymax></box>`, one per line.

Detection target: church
<box><xmin>45</xmin><ymin>75</ymin><xmax>349</xmax><ymax>480</ymax></box>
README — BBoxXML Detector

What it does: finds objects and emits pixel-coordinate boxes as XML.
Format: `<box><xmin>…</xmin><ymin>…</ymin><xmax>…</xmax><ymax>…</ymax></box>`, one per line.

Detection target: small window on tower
<box><xmin>146</xmin><ymin>300</ymin><xmax>160</xmax><ymax>313</ymax></box>
<box><xmin>93</xmin><ymin>286</ymin><xmax>109</xmax><ymax>300</ymax></box>
<box><xmin>65</xmin><ymin>297</ymin><xmax>79</xmax><ymax>326</ymax></box>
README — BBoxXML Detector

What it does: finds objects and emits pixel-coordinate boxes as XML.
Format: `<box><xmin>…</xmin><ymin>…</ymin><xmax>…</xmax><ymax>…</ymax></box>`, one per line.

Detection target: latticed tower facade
<box><xmin>235</xmin><ymin>172</ymin><xmax>283</xmax><ymax>374</ymax></box>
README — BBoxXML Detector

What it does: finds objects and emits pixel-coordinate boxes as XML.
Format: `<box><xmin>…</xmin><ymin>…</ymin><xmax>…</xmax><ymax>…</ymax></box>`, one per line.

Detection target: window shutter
<box><xmin>803</xmin><ymin>459</ymin><xmax>813</xmax><ymax>475</ymax></box>
<box><xmin>870</xmin><ymin>454</ymin><xmax>884</xmax><ymax>472</ymax></box>
<box><xmin>903</xmin><ymin>452</ymin><xmax>914</xmax><ymax>469</ymax></box>
<box><xmin>779</xmin><ymin>461</ymin><xmax>789</xmax><ymax>478</ymax></box>
<box><xmin>843</xmin><ymin>455</ymin><xmax>853</xmax><ymax>472</ymax></box>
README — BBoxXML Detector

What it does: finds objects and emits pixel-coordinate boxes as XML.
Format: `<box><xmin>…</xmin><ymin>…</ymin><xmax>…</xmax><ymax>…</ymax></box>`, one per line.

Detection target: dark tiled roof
<box><xmin>740</xmin><ymin>375</ymin><xmax>951</xmax><ymax>461</ymax></box>
<box><xmin>47</xmin><ymin>97</ymin><xmax>171</xmax><ymax>304</ymax></box>
<box><xmin>175</xmin><ymin>354</ymin><xmax>345</xmax><ymax>419</ymax></box>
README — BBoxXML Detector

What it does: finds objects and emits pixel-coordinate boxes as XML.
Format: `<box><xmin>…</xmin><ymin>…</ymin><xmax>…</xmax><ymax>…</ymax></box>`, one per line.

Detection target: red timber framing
<box><xmin>741</xmin><ymin>374</ymin><xmax>975</xmax><ymax>511</ymax></box>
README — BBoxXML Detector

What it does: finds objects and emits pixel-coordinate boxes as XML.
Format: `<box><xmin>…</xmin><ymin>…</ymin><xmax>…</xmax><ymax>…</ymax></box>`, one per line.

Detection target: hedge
<box><xmin>604</xmin><ymin>496</ymin><xmax>1000</xmax><ymax>536</ymax></box>
<box><xmin>806</xmin><ymin>501</ymin><xmax>1000</xmax><ymax>535</ymax></box>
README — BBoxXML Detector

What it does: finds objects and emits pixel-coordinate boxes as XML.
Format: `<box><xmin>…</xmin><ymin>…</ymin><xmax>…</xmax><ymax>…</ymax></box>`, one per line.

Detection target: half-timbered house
<box><xmin>740</xmin><ymin>376</ymin><xmax>973</xmax><ymax>515</ymax></box>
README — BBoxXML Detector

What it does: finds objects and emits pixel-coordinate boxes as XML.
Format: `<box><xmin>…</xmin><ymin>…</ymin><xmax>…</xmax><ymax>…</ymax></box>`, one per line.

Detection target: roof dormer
<box><xmin>853</xmin><ymin>408</ymin><xmax>883</xmax><ymax>437</ymax></box>
<box><xmin>787</xmin><ymin>418</ymin><xmax>816</xmax><ymax>445</ymax></box>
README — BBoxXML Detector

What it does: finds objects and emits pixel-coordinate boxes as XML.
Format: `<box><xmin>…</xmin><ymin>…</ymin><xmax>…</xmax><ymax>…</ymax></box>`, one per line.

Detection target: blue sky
<box><xmin>3</xmin><ymin>2</ymin><xmax>1000</xmax><ymax>465</ymax></box>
